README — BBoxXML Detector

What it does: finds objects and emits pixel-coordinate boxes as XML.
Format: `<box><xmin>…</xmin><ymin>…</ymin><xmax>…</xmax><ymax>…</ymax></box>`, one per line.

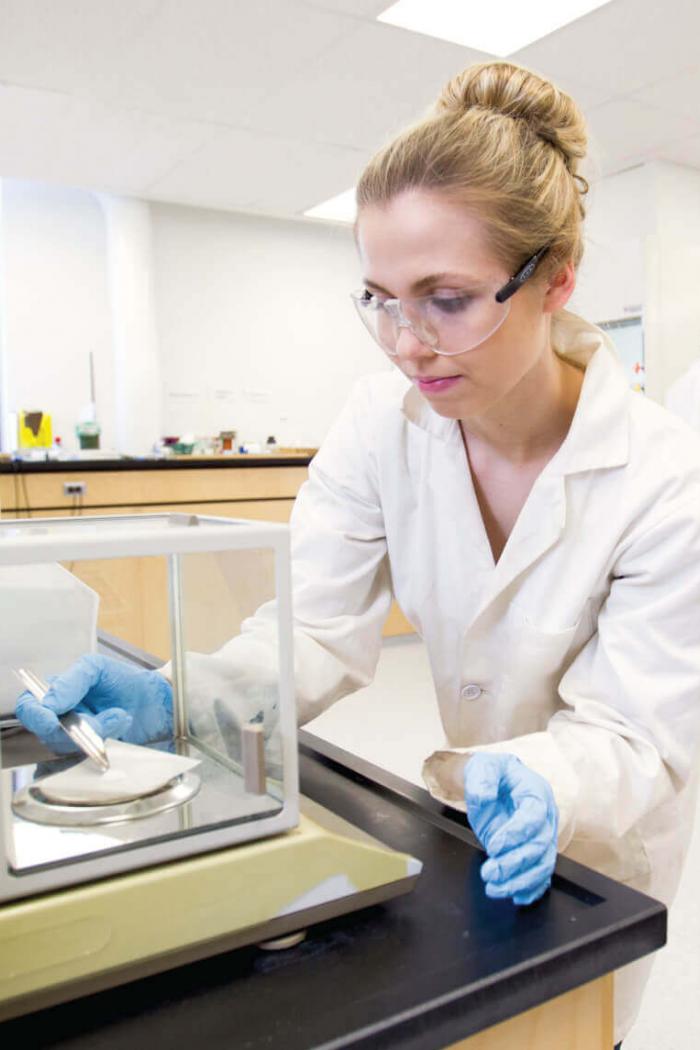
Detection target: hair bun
<box><xmin>436</xmin><ymin>61</ymin><xmax>587</xmax><ymax>177</ymax></box>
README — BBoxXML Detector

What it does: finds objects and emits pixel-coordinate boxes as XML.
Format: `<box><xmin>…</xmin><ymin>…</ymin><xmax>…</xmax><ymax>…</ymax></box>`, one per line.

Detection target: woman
<box><xmin>17</xmin><ymin>62</ymin><xmax>700</xmax><ymax>1045</ymax></box>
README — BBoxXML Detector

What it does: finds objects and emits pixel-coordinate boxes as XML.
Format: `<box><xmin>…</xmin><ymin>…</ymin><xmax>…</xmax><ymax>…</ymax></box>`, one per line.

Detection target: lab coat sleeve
<box><xmin>423</xmin><ymin>493</ymin><xmax>700</xmax><ymax>852</ymax></box>
<box><xmin>204</xmin><ymin>375</ymin><xmax>394</xmax><ymax>726</ymax></box>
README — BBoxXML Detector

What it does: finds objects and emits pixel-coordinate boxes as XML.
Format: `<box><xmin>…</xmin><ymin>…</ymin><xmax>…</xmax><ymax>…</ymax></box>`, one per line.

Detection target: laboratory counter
<box><xmin>0</xmin><ymin>454</ymin><xmax>313</xmax><ymax>522</ymax></box>
<box><xmin>0</xmin><ymin>453</ymin><xmax>315</xmax><ymax>474</ymax></box>
<box><xmin>0</xmin><ymin>728</ymin><xmax>666</xmax><ymax>1050</ymax></box>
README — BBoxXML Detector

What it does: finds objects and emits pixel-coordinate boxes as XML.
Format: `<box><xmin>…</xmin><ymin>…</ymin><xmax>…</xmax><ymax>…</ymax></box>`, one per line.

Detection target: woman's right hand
<box><xmin>15</xmin><ymin>654</ymin><xmax>173</xmax><ymax>753</ymax></box>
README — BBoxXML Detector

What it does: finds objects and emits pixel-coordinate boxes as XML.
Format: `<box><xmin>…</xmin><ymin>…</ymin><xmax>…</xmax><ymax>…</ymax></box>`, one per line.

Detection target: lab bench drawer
<box><xmin>0</xmin><ymin>466</ymin><xmax>308</xmax><ymax>513</ymax></box>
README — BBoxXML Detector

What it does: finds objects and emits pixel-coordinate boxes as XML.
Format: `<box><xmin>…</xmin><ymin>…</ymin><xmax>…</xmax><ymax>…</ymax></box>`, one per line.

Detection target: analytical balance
<box><xmin>0</xmin><ymin>514</ymin><xmax>421</xmax><ymax>1021</ymax></box>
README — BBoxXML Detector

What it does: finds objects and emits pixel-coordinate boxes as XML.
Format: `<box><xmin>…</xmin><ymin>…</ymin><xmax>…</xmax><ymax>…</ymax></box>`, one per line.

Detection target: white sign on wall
<box><xmin>598</xmin><ymin>316</ymin><xmax>645</xmax><ymax>393</ymax></box>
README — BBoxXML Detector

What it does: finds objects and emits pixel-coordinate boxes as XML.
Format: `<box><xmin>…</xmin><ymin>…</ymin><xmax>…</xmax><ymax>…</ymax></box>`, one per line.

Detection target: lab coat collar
<box><xmin>401</xmin><ymin>310</ymin><xmax>630</xmax><ymax>475</ymax></box>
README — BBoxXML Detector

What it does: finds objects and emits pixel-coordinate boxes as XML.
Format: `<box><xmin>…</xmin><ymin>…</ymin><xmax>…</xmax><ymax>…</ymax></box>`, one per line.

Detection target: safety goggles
<box><xmin>351</xmin><ymin>246</ymin><xmax>549</xmax><ymax>358</ymax></box>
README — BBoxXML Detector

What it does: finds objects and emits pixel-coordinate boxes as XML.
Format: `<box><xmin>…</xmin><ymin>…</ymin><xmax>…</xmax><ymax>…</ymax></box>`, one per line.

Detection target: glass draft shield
<box><xmin>0</xmin><ymin>513</ymin><xmax>297</xmax><ymax>904</ymax></box>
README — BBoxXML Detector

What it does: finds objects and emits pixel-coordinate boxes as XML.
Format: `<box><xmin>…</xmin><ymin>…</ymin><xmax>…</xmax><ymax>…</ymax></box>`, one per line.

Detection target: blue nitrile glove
<box><xmin>464</xmin><ymin>752</ymin><xmax>558</xmax><ymax>907</ymax></box>
<box><xmin>15</xmin><ymin>654</ymin><xmax>173</xmax><ymax>754</ymax></box>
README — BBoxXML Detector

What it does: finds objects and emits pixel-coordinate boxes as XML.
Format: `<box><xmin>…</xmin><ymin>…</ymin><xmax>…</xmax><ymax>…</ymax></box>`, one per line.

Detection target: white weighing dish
<box><xmin>37</xmin><ymin>740</ymin><xmax>200</xmax><ymax>805</ymax></box>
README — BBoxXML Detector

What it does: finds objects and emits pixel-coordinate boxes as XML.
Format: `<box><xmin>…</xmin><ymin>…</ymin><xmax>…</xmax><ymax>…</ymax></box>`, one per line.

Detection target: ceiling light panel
<box><xmin>378</xmin><ymin>0</ymin><xmax>614</xmax><ymax>57</ymax></box>
<box><xmin>304</xmin><ymin>188</ymin><xmax>357</xmax><ymax>223</ymax></box>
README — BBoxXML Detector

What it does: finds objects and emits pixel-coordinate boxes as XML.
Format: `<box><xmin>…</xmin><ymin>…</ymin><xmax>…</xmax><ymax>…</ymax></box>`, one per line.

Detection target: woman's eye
<box><xmin>362</xmin><ymin>290</ymin><xmax>390</xmax><ymax>309</ymax></box>
<box><xmin>429</xmin><ymin>294</ymin><xmax>474</xmax><ymax>315</ymax></box>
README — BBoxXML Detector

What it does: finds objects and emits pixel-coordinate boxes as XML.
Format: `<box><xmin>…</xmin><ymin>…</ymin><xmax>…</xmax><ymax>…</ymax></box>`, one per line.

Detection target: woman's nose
<box><xmin>394</xmin><ymin>322</ymin><xmax>435</xmax><ymax>363</ymax></box>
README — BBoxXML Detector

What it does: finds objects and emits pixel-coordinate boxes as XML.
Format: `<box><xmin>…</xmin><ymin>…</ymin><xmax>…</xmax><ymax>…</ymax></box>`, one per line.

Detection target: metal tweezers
<box><xmin>15</xmin><ymin>667</ymin><xmax>111</xmax><ymax>772</ymax></box>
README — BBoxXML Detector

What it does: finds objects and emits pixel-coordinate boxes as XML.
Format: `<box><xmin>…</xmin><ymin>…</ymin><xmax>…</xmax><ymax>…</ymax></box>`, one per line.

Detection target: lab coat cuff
<box><xmin>422</xmin><ymin>731</ymin><xmax>579</xmax><ymax>851</ymax></box>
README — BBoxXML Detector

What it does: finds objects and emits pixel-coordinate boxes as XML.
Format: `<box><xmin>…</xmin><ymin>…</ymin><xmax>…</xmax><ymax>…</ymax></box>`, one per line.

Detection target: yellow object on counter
<box><xmin>18</xmin><ymin>411</ymin><xmax>52</xmax><ymax>449</ymax></box>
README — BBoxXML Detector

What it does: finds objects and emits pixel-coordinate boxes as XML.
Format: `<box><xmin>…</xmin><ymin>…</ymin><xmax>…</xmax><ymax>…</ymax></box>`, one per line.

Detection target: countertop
<box><xmin>0</xmin><ymin>725</ymin><xmax>666</xmax><ymax>1049</ymax></box>
<box><xmin>0</xmin><ymin>454</ymin><xmax>314</xmax><ymax>474</ymax></box>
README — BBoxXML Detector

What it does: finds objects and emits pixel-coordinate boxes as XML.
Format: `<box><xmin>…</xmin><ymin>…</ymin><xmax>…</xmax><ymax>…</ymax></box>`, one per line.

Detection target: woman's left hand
<box><xmin>464</xmin><ymin>752</ymin><xmax>558</xmax><ymax>906</ymax></box>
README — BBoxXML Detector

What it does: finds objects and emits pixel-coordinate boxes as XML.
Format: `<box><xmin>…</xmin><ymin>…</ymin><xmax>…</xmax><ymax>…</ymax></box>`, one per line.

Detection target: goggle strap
<box><xmin>495</xmin><ymin>246</ymin><xmax>549</xmax><ymax>304</ymax></box>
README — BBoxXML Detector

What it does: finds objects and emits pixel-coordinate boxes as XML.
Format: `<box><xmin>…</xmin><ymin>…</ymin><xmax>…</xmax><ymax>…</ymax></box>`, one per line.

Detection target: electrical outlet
<box><xmin>63</xmin><ymin>482</ymin><xmax>86</xmax><ymax>496</ymax></box>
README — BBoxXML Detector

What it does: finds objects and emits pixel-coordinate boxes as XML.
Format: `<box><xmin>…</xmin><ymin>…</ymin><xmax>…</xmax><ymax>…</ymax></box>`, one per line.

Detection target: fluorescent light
<box><xmin>304</xmin><ymin>187</ymin><xmax>357</xmax><ymax>224</ymax></box>
<box><xmin>378</xmin><ymin>0</ymin><xmax>613</xmax><ymax>57</ymax></box>
<box><xmin>304</xmin><ymin>188</ymin><xmax>357</xmax><ymax>223</ymax></box>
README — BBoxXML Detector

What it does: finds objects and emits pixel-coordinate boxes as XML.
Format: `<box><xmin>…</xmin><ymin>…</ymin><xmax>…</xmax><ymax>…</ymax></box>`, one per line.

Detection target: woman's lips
<box><xmin>414</xmin><ymin>375</ymin><xmax>462</xmax><ymax>394</ymax></box>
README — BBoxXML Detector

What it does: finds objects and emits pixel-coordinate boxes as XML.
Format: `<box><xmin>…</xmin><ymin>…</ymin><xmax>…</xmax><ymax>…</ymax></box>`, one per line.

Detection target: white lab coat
<box><xmin>211</xmin><ymin>310</ymin><xmax>700</xmax><ymax>1041</ymax></box>
<box><xmin>666</xmin><ymin>358</ymin><xmax>700</xmax><ymax>431</ymax></box>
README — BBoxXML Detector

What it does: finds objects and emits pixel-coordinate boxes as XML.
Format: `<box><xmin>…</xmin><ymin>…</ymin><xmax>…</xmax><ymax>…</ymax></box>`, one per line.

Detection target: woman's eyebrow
<box><xmin>363</xmin><ymin>272</ymin><xmax>482</xmax><ymax>295</ymax></box>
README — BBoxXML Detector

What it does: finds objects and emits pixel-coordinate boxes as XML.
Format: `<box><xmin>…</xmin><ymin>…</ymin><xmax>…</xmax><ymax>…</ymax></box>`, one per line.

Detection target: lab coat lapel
<box><xmin>401</xmin><ymin>309</ymin><xmax>631</xmax><ymax>631</ymax></box>
<box><xmin>459</xmin><ymin>312</ymin><xmax>630</xmax><ymax>629</ymax></box>
<box><xmin>471</xmin><ymin>469</ymin><xmax>567</xmax><ymax>621</ymax></box>
<box><xmin>403</xmin><ymin>384</ymin><xmax>495</xmax><ymax>575</ymax></box>
<box><xmin>451</xmin><ymin>425</ymin><xmax>498</xmax><ymax>572</ymax></box>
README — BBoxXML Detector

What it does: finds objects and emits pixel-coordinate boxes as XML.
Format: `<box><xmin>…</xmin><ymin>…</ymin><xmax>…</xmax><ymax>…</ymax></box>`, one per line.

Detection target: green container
<box><xmin>76</xmin><ymin>421</ymin><xmax>101</xmax><ymax>450</ymax></box>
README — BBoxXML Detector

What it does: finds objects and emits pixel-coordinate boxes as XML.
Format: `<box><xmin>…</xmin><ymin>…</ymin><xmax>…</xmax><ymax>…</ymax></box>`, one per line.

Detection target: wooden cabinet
<box><xmin>448</xmin><ymin>973</ymin><xmax>613</xmax><ymax>1049</ymax></box>
<box><xmin>0</xmin><ymin>464</ymin><xmax>307</xmax><ymax>511</ymax></box>
<box><xmin>0</xmin><ymin>464</ymin><xmax>414</xmax><ymax>654</ymax></box>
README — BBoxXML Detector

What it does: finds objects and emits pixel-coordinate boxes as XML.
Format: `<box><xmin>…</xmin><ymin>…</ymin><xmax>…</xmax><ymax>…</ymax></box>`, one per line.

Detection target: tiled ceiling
<box><xmin>0</xmin><ymin>0</ymin><xmax>699</xmax><ymax>220</ymax></box>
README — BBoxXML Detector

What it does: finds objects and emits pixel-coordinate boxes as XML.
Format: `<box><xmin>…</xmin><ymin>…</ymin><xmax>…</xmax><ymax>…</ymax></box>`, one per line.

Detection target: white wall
<box><xmin>4</xmin><ymin>160</ymin><xmax>700</xmax><ymax>454</ymax></box>
<box><xmin>647</xmin><ymin>162</ymin><xmax>700</xmax><ymax>400</ymax></box>
<box><xmin>0</xmin><ymin>184</ymin><xmax>9</xmax><ymax>452</ymax></box>
<box><xmin>569</xmin><ymin>163</ymin><xmax>652</xmax><ymax>324</ymax></box>
<box><xmin>99</xmin><ymin>195</ymin><xmax>163</xmax><ymax>455</ymax></box>
<box><xmin>0</xmin><ymin>178</ymin><xmax>114</xmax><ymax>451</ymax></box>
<box><xmin>569</xmin><ymin>160</ymin><xmax>700</xmax><ymax>403</ymax></box>
<box><xmin>0</xmin><ymin>185</ymin><xmax>386</xmax><ymax>453</ymax></box>
<box><xmin>151</xmin><ymin>203</ymin><xmax>386</xmax><ymax>448</ymax></box>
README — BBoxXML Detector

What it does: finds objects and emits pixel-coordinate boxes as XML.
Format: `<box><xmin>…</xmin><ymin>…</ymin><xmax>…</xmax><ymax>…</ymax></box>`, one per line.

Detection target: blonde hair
<box><xmin>356</xmin><ymin>61</ymin><xmax>589</xmax><ymax>279</ymax></box>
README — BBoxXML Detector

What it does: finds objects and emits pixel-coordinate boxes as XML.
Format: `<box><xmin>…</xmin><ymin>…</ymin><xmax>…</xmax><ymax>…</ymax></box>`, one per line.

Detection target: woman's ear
<box><xmin>542</xmin><ymin>262</ymin><xmax>576</xmax><ymax>315</ymax></box>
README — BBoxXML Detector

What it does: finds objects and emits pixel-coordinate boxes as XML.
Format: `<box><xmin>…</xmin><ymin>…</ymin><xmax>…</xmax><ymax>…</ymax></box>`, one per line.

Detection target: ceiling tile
<box><xmin>74</xmin><ymin>0</ymin><xmax>361</xmax><ymax>126</ymax></box>
<box><xmin>0</xmin><ymin>84</ymin><xmax>72</xmax><ymax>176</ymax></box>
<box><xmin>1</xmin><ymin>0</ymin><xmax>700</xmax><ymax>217</ymax></box>
<box><xmin>631</xmin><ymin>68</ymin><xmax>700</xmax><ymax>123</ymax></box>
<box><xmin>300</xmin><ymin>0</ymin><xmax>389</xmax><ymax>14</ymax></box>
<box><xmin>586</xmin><ymin>96</ymin><xmax>700</xmax><ymax>177</ymax></box>
<box><xmin>515</xmin><ymin>0</ymin><xmax>700</xmax><ymax>100</ymax></box>
<box><xmin>247</xmin><ymin>20</ymin><xmax>487</xmax><ymax>151</ymax></box>
<box><xmin>0</xmin><ymin>84</ymin><xmax>217</xmax><ymax>193</ymax></box>
<box><xmin>145</xmin><ymin>126</ymin><xmax>367</xmax><ymax>214</ymax></box>
<box><xmin>0</xmin><ymin>0</ymin><xmax>161</xmax><ymax>94</ymax></box>
<box><xmin>656</xmin><ymin>135</ymin><xmax>700</xmax><ymax>171</ymax></box>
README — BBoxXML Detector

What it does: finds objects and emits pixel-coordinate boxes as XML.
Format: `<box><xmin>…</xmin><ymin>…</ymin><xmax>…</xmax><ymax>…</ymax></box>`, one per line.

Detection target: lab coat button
<box><xmin>461</xmin><ymin>684</ymin><xmax>482</xmax><ymax>701</ymax></box>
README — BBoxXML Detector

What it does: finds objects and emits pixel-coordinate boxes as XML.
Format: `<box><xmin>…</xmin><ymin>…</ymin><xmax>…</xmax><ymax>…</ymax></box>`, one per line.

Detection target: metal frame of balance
<box><xmin>0</xmin><ymin>514</ymin><xmax>421</xmax><ymax>1021</ymax></box>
